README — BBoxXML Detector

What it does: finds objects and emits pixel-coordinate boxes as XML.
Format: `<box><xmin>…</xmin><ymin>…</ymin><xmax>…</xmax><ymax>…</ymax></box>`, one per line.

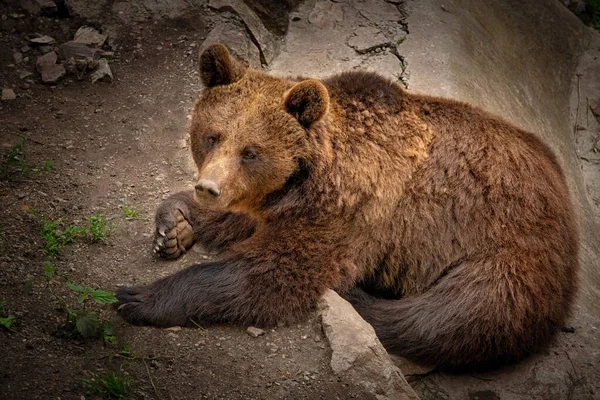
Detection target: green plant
<box><xmin>42</xmin><ymin>160</ymin><xmax>55</xmax><ymax>171</ymax></box>
<box><xmin>84</xmin><ymin>370</ymin><xmax>131</xmax><ymax>400</ymax></box>
<box><xmin>120</xmin><ymin>201</ymin><xmax>140</xmax><ymax>220</ymax></box>
<box><xmin>38</xmin><ymin>214</ymin><xmax>85</xmax><ymax>257</ymax></box>
<box><xmin>43</xmin><ymin>262</ymin><xmax>117</xmax><ymax>342</ymax></box>
<box><xmin>87</xmin><ymin>213</ymin><xmax>110</xmax><ymax>241</ymax></box>
<box><xmin>33</xmin><ymin>211</ymin><xmax>110</xmax><ymax>257</ymax></box>
<box><xmin>0</xmin><ymin>137</ymin><xmax>29</xmax><ymax>179</ymax></box>
<box><xmin>0</xmin><ymin>301</ymin><xmax>15</xmax><ymax>329</ymax></box>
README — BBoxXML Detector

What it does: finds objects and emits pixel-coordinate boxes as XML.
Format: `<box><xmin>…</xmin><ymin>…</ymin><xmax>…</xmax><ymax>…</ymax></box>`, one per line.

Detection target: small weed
<box><xmin>0</xmin><ymin>137</ymin><xmax>29</xmax><ymax>180</ymax></box>
<box><xmin>42</xmin><ymin>160</ymin><xmax>55</xmax><ymax>172</ymax></box>
<box><xmin>0</xmin><ymin>300</ymin><xmax>15</xmax><ymax>329</ymax></box>
<box><xmin>119</xmin><ymin>342</ymin><xmax>133</xmax><ymax>357</ymax></box>
<box><xmin>32</xmin><ymin>211</ymin><xmax>108</xmax><ymax>257</ymax></box>
<box><xmin>87</xmin><ymin>213</ymin><xmax>110</xmax><ymax>242</ymax></box>
<box><xmin>43</xmin><ymin>262</ymin><xmax>117</xmax><ymax>342</ymax></box>
<box><xmin>120</xmin><ymin>201</ymin><xmax>140</xmax><ymax>220</ymax></box>
<box><xmin>84</xmin><ymin>370</ymin><xmax>131</xmax><ymax>400</ymax></box>
<box><xmin>38</xmin><ymin>215</ymin><xmax>85</xmax><ymax>257</ymax></box>
<box><xmin>396</xmin><ymin>36</ymin><xmax>406</xmax><ymax>45</ymax></box>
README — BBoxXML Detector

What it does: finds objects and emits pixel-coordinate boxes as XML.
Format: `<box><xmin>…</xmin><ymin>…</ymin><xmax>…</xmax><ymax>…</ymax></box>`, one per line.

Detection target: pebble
<box><xmin>247</xmin><ymin>326</ymin><xmax>266</xmax><ymax>337</ymax></box>
<box><xmin>2</xmin><ymin>88</ymin><xmax>16</xmax><ymax>101</ymax></box>
<box><xmin>13</xmin><ymin>52</ymin><xmax>23</xmax><ymax>64</ymax></box>
<box><xmin>30</xmin><ymin>35</ymin><xmax>56</xmax><ymax>45</ymax></box>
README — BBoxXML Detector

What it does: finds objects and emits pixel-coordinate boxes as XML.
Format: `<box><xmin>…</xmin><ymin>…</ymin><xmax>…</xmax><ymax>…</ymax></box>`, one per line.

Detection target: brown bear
<box><xmin>116</xmin><ymin>44</ymin><xmax>579</xmax><ymax>369</ymax></box>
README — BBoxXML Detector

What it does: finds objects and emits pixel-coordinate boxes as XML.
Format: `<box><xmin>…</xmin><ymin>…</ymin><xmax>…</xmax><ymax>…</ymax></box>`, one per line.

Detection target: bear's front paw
<box><xmin>153</xmin><ymin>208</ymin><xmax>194</xmax><ymax>259</ymax></box>
<box><xmin>115</xmin><ymin>286</ymin><xmax>159</xmax><ymax>326</ymax></box>
<box><xmin>116</xmin><ymin>285</ymin><xmax>189</xmax><ymax>327</ymax></box>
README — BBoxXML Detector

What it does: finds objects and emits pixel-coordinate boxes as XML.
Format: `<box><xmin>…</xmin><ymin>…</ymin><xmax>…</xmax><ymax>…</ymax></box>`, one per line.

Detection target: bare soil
<box><xmin>0</xmin><ymin>7</ymin><xmax>370</xmax><ymax>399</ymax></box>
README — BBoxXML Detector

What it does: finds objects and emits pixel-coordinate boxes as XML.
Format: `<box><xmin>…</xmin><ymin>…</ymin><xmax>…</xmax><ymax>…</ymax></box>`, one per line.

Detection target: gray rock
<box><xmin>73</xmin><ymin>26</ymin><xmax>108</xmax><ymax>48</ymax></box>
<box><xmin>200</xmin><ymin>22</ymin><xmax>261</xmax><ymax>69</ymax></box>
<box><xmin>209</xmin><ymin>0</ymin><xmax>279</xmax><ymax>65</ymax></box>
<box><xmin>90</xmin><ymin>58</ymin><xmax>113</xmax><ymax>84</ymax></box>
<box><xmin>177</xmin><ymin>139</ymin><xmax>188</xmax><ymax>149</ymax></box>
<box><xmin>246</xmin><ymin>326</ymin><xmax>266</xmax><ymax>337</ymax></box>
<box><xmin>13</xmin><ymin>52</ymin><xmax>23</xmax><ymax>64</ymax></box>
<box><xmin>40</xmin><ymin>64</ymin><xmax>66</xmax><ymax>84</ymax></box>
<box><xmin>347</xmin><ymin>26</ymin><xmax>390</xmax><ymax>53</ymax></box>
<box><xmin>59</xmin><ymin>41</ymin><xmax>102</xmax><ymax>61</ymax></box>
<box><xmin>64</xmin><ymin>0</ymin><xmax>108</xmax><ymax>20</ymax></box>
<box><xmin>38</xmin><ymin>45</ymin><xmax>53</xmax><ymax>54</ymax></box>
<box><xmin>355</xmin><ymin>1</ymin><xmax>403</xmax><ymax>22</ymax></box>
<box><xmin>20</xmin><ymin>45</ymin><xmax>31</xmax><ymax>53</ymax></box>
<box><xmin>308</xmin><ymin>1</ymin><xmax>345</xmax><ymax>29</ymax></box>
<box><xmin>36</xmin><ymin>51</ymin><xmax>57</xmax><ymax>72</ymax></box>
<box><xmin>319</xmin><ymin>290</ymin><xmax>419</xmax><ymax>400</ymax></box>
<box><xmin>29</xmin><ymin>35</ymin><xmax>56</xmax><ymax>45</ymax></box>
<box><xmin>18</xmin><ymin>70</ymin><xmax>33</xmax><ymax>79</ymax></box>
<box><xmin>2</xmin><ymin>88</ymin><xmax>16</xmax><ymax>101</ymax></box>
<box><xmin>19</xmin><ymin>0</ymin><xmax>57</xmax><ymax>15</ymax></box>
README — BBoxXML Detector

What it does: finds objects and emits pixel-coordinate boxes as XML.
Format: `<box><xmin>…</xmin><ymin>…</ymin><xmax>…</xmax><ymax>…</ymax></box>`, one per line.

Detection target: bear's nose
<box><xmin>195</xmin><ymin>179</ymin><xmax>221</xmax><ymax>197</ymax></box>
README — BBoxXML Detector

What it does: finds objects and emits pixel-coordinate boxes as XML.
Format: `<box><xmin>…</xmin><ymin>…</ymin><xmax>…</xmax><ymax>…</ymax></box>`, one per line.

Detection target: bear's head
<box><xmin>189</xmin><ymin>44</ymin><xmax>330</xmax><ymax>219</ymax></box>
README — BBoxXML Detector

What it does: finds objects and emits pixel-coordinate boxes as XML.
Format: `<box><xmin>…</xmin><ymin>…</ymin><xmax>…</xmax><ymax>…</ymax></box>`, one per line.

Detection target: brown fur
<box><xmin>117</xmin><ymin>45</ymin><xmax>579</xmax><ymax>369</ymax></box>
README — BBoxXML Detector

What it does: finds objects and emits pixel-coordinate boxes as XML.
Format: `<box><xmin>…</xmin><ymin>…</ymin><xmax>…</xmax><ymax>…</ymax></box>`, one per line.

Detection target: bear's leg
<box><xmin>153</xmin><ymin>190</ymin><xmax>256</xmax><ymax>258</ymax></box>
<box><xmin>118</xmin><ymin>228</ymin><xmax>345</xmax><ymax>327</ymax></box>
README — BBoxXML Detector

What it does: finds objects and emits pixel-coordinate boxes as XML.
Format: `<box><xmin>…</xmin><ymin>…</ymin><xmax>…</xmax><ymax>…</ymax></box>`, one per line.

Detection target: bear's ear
<box><xmin>199</xmin><ymin>44</ymin><xmax>247</xmax><ymax>88</ymax></box>
<box><xmin>284</xmin><ymin>80</ymin><xmax>330</xmax><ymax>128</ymax></box>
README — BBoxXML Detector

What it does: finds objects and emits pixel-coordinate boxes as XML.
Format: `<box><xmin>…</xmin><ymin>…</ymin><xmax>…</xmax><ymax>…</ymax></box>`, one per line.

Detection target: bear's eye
<box><xmin>206</xmin><ymin>135</ymin><xmax>218</xmax><ymax>146</ymax></box>
<box><xmin>242</xmin><ymin>148</ymin><xmax>257</xmax><ymax>161</ymax></box>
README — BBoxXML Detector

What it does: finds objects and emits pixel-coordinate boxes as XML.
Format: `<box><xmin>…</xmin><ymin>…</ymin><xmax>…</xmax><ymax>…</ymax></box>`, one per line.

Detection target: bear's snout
<box><xmin>195</xmin><ymin>179</ymin><xmax>221</xmax><ymax>198</ymax></box>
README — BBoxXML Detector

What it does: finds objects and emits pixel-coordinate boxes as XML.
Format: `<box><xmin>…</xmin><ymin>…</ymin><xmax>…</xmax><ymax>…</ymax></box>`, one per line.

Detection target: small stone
<box><xmin>90</xmin><ymin>58</ymin><xmax>113</xmax><ymax>84</ymax></box>
<box><xmin>59</xmin><ymin>41</ymin><xmax>102</xmax><ymax>61</ymax></box>
<box><xmin>165</xmin><ymin>326</ymin><xmax>182</xmax><ymax>332</ymax></box>
<box><xmin>14</xmin><ymin>52</ymin><xmax>23</xmax><ymax>64</ymax></box>
<box><xmin>38</xmin><ymin>45</ymin><xmax>53</xmax><ymax>54</ymax></box>
<box><xmin>40</xmin><ymin>64</ymin><xmax>66</xmax><ymax>84</ymax></box>
<box><xmin>247</xmin><ymin>326</ymin><xmax>266</xmax><ymax>337</ymax></box>
<box><xmin>18</xmin><ymin>70</ymin><xmax>33</xmax><ymax>79</ymax></box>
<box><xmin>19</xmin><ymin>0</ymin><xmax>57</xmax><ymax>15</ymax></box>
<box><xmin>36</xmin><ymin>51</ymin><xmax>57</xmax><ymax>72</ymax></box>
<box><xmin>73</xmin><ymin>26</ymin><xmax>108</xmax><ymax>48</ymax></box>
<box><xmin>177</xmin><ymin>139</ymin><xmax>187</xmax><ymax>149</ymax></box>
<box><xmin>2</xmin><ymin>88</ymin><xmax>16</xmax><ymax>101</ymax></box>
<box><xmin>29</xmin><ymin>35</ymin><xmax>56</xmax><ymax>45</ymax></box>
<box><xmin>21</xmin><ymin>45</ymin><xmax>31</xmax><ymax>53</ymax></box>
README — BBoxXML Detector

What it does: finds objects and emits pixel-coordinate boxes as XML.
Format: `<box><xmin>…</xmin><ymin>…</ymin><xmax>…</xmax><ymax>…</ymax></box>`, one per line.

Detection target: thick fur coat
<box><xmin>116</xmin><ymin>44</ymin><xmax>579</xmax><ymax>369</ymax></box>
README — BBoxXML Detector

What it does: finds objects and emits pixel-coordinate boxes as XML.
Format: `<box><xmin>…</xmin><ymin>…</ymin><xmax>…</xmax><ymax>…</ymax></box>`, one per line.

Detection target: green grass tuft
<box><xmin>0</xmin><ymin>137</ymin><xmax>29</xmax><ymax>179</ymax></box>
<box><xmin>84</xmin><ymin>370</ymin><xmax>131</xmax><ymax>400</ymax></box>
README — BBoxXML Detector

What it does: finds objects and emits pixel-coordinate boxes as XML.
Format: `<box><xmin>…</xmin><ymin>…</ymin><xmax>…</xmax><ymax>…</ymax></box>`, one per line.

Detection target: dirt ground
<box><xmin>0</xmin><ymin>6</ymin><xmax>374</xmax><ymax>400</ymax></box>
